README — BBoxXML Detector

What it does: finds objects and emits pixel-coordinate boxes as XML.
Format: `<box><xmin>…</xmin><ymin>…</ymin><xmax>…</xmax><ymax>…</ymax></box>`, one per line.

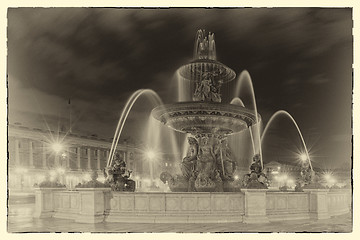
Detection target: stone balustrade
<box><xmin>53</xmin><ymin>190</ymin><xmax>80</xmax><ymax>220</ymax></box>
<box><xmin>34</xmin><ymin>187</ymin><xmax>66</xmax><ymax>218</ymax></box>
<box><xmin>106</xmin><ymin>192</ymin><xmax>245</xmax><ymax>223</ymax></box>
<box><xmin>34</xmin><ymin>187</ymin><xmax>111</xmax><ymax>223</ymax></box>
<box><xmin>33</xmin><ymin>188</ymin><xmax>351</xmax><ymax>224</ymax></box>
<box><xmin>327</xmin><ymin>189</ymin><xmax>351</xmax><ymax>216</ymax></box>
<box><xmin>266</xmin><ymin>191</ymin><xmax>310</xmax><ymax>221</ymax></box>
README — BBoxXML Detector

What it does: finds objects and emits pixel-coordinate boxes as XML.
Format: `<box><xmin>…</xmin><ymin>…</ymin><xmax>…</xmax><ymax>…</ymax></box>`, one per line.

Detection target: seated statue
<box><xmin>181</xmin><ymin>137</ymin><xmax>199</xmax><ymax>180</ymax></box>
<box><xmin>105</xmin><ymin>153</ymin><xmax>135</xmax><ymax>192</ymax></box>
<box><xmin>250</xmin><ymin>154</ymin><xmax>262</xmax><ymax>175</ymax></box>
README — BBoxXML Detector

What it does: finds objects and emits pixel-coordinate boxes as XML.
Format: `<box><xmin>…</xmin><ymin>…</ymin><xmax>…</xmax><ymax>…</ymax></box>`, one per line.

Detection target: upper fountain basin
<box><xmin>177</xmin><ymin>59</ymin><xmax>236</xmax><ymax>83</ymax></box>
<box><xmin>151</xmin><ymin>101</ymin><xmax>260</xmax><ymax>136</ymax></box>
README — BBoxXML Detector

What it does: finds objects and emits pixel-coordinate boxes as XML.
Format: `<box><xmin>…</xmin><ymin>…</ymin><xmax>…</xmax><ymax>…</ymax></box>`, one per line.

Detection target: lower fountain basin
<box><xmin>151</xmin><ymin>101</ymin><xmax>260</xmax><ymax>135</ymax></box>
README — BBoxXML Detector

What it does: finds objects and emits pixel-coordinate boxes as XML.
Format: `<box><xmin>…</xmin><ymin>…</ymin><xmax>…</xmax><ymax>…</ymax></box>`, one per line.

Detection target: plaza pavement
<box><xmin>7</xmin><ymin>207</ymin><xmax>352</xmax><ymax>233</ymax></box>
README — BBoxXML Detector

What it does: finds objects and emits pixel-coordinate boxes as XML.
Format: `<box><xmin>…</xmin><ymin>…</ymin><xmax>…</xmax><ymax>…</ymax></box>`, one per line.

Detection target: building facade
<box><xmin>8</xmin><ymin>124</ymin><xmax>138</xmax><ymax>191</ymax></box>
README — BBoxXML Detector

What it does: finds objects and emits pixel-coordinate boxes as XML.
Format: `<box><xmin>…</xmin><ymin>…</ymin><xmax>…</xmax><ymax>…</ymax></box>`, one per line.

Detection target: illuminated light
<box><xmin>234</xmin><ymin>175</ymin><xmax>239</xmax><ymax>180</ymax></box>
<box><xmin>145</xmin><ymin>149</ymin><xmax>156</xmax><ymax>160</ymax></box>
<box><xmin>61</xmin><ymin>153</ymin><xmax>67</xmax><ymax>158</ymax></box>
<box><xmin>49</xmin><ymin>170</ymin><xmax>57</xmax><ymax>177</ymax></box>
<box><xmin>324</xmin><ymin>173</ymin><xmax>332</xmax><ymax>181</ymax></box>
<box><xmin>300</xmin><ymin>153</ymin><xmax>308</xmax><ymax>162</ymax></box>
<box><xmin>143</xmin><ymin>178</ymin><xmax>151</xmax><ymax>184</ymax></box>
<box><xmin>51</xmin><ymin>142</ymin><xmax>63</xmax><ymax>154</ymax></box>
<box><xmin>56</xmin><ymin>167</ymin><xmax>65</xmax><ymax>175</ymax></box>
<box><xmin>277</xmin><ymin>174</ymin><xmax>288</xmax><ymax>182</ymax></box>
<box><xmin>277</xmin><ymin>166</ymin><xmax>281</xmax><ymax>170</ymax></box>
<box><xmin>287</xmin><ymin>178</ymin><xmax>295</xmax><ymax>187</ymax></box>
<box><xmin>272</xmin><ymin>171</ymin><xmax>279</xmax><ymax>174</ymax></box>
<box><xmin>97</xmin><ymin>176</ymin><xmax>105</xmax><ymax>183</ymax></box>
<box><xmin>36</xmin><ymin>174</ymin><xmax>45</xmax><ymax>182</ymax></box>
<box><xmin>83</xmin><ymin>173</ymin><xmax>91</xmax><ymax>182</ymax></box>
<box><xmin>323</xmin><ymin>172</ymin><xmax>336</xmax><ymax>186</ymax></box>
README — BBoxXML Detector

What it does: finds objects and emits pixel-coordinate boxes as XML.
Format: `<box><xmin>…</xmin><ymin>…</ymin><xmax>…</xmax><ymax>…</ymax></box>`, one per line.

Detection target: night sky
<box><xmin>7</xmin><ymin>8</ymin><xmax>353</xmax><ymax>169</ymax></box>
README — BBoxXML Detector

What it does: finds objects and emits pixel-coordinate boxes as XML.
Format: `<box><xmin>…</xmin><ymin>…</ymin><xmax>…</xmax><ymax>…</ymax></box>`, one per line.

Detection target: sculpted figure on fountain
<box><xmin>214</xmin><ymin>138</ymin><xmax>236</xmax><ymax>181</ymax></box>
<box><xmin>104</xmin><ymin>153</ymin><xmax>135</xmax><ymax>192</ymax></box>
<box><xmin>242</xmin><ymin>154</ymin><xmax>268</xmax><ymax>189</ymax></box>
<box><xmin>197</xmin><ymin>136</ymin><xmax>216</xmax><ymax>173</ymax></box>
<box><xmin>193</xmin><ymin>72</ymin><xmax>221</xmax><ymax>102</ymax></box>
<box><xmin>181</xmin><ymin>137</ymin><xmax>199</xmax><ymax>180</ymax></box>
<box><xmin>194</xmin><ymin>79</ymin><xmax>211</xmax><ymax>101</ymax></box>
<box><xmin>300</xmin><ymin>159</ymin><xmax>312</xmax><ymax>184</ymax></box>
<box><xmin>194</xmin><ymin>135</ymin><xmax>223</xmax><ymax>191</ymax></box>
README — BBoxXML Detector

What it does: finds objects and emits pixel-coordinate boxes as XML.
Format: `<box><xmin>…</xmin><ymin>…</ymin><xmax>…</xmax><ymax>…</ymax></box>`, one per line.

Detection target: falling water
<box><xmin>107</xmin><ymin>89</ymin><xmax>163</xmax><ymax>167</ymax></box>
<box><xmin>145</xmin><ymin>116</ymin><xmax>161</xmax><ymax>183</ymax></box>
<box><xmin>248</xmin><ymin>126</ymin><xmax>256</xmax><ymax>155</ymax></box>
<box><xmin>233</xmin><ymin>70</ymin><xmax>263</xmax><ymax>168</ymax></box>
<box><xmin>193</xmin><ymin>30</ymin><xmax>216</xmax><ymax>60</ymax></box>
<box><xmin>176</xmin><ymin>71</ymin><xmax>192</xmax><ymax>102</ymax></box>
<box><xmin>146</xmin><ymin>116</ymin><xmax>161</xmax><ymax>150</ymax></box>
<box><xmin>146</xmin><ymin>114</ymin><xmax>181</xmax><ymax>157</ymax></box>
<box><xmin>260</xmin><ymin>110</ymin><xmax>313</xmax><ymax>170</ymax></box>
<box><xmin>230</xmin><ymin>97</ymin><xmax>245</xmax><ymax>107</ymax></box>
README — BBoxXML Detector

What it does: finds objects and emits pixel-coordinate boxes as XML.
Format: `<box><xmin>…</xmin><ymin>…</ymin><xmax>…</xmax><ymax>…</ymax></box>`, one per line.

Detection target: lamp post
<box><xmin>56</xmin><ymin>166</ymin><xmax>66</xmax><ymax>185</ymax></box>
<box><xmin>51</xmin><ymin>142</ymin><xmax>68</xmax><ymax>185</ymax></box>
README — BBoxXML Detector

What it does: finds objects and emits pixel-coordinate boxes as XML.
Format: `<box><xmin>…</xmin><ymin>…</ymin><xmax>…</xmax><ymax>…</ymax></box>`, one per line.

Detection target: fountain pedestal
<box><xmin>242</xmin><ymin>189</ymin><xmax>269</xmax><ymax>223</ymax></box>
<box><xmin>75</xmin><ymin>188</ymin><xmax>112</xmax><ymax>223</ymax></box>
<box><xmin>33</xmin><ymin>187</ymin><xmax>66</xmax><ymax>218</ymax></box>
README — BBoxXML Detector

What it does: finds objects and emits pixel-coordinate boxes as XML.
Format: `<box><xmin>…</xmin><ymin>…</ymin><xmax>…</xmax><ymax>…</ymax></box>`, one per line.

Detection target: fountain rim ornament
<box><xmin>152</xmin><ymin>101</ymin><xmax>260</xmax><ymax>136</ymax></box>
<box><xmin>177</xmin><ymin>59</ymin><xmax>236</xmax><ymax>84</ymax></box>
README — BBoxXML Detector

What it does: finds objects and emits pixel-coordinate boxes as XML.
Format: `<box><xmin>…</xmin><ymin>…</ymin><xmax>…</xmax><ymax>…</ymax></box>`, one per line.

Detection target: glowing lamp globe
<box><xmin>300</xmin><ymin>153</ymin><xmax>308</xmax><ymax>162</ymax></box>
<box><xmin>52</xmin><ymin>142</ymin><xmax>63</xmax><ymax>154</ymax></box>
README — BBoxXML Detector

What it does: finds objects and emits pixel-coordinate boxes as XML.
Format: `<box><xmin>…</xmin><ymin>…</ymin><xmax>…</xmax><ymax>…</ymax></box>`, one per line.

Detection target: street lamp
<box><xmin>55</xmin><ymin>167</ymin><xmax>66</xmax><ymax>184</ymax></box>
<box><xmin>323</xmin><ymin>172</ymin><xmax>336</xmax><ymax>187</ymax></box>
<box><xmin>299</xmin><ymin>153</ymin><xmax>307</xmax><ymax>162</ymax></box>
<box><xmin>51</xmin><ymin>141</ymin><xmax>64</xmax><ymax>167</ymax></box>
<box><xmin>51</xmin><ymin>142</ymin><xmax>63</xmax><ymax>154</ymax></box>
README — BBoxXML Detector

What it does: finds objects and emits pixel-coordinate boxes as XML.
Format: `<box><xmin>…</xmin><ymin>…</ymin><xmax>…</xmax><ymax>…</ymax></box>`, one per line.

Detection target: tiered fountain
<box><xmin>152</xmin><ymin>30</ymin><xmax>260</xmax><ymax>192</ymax></box>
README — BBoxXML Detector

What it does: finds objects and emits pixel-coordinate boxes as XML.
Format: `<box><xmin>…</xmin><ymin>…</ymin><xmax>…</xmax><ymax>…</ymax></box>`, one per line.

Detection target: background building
<box><xmin>8</xmin><ymin>123</ymin><xmax>137</xmax><ymax>192</ymax></box>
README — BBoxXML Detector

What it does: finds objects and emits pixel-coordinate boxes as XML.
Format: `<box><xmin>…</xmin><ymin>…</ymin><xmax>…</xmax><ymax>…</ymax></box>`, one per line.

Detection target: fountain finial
<box><xmin>194</xmin><ymin>29</ymin><xmax>216</xmax><ymax>60</ymax></box>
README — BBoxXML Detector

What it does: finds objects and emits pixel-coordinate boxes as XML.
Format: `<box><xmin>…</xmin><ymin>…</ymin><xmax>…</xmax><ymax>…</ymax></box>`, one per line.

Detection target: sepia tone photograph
<box><xmin>6</xmin><ymin>7</ymin><xmax>353</xmax><ymax>233</ymax></box>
